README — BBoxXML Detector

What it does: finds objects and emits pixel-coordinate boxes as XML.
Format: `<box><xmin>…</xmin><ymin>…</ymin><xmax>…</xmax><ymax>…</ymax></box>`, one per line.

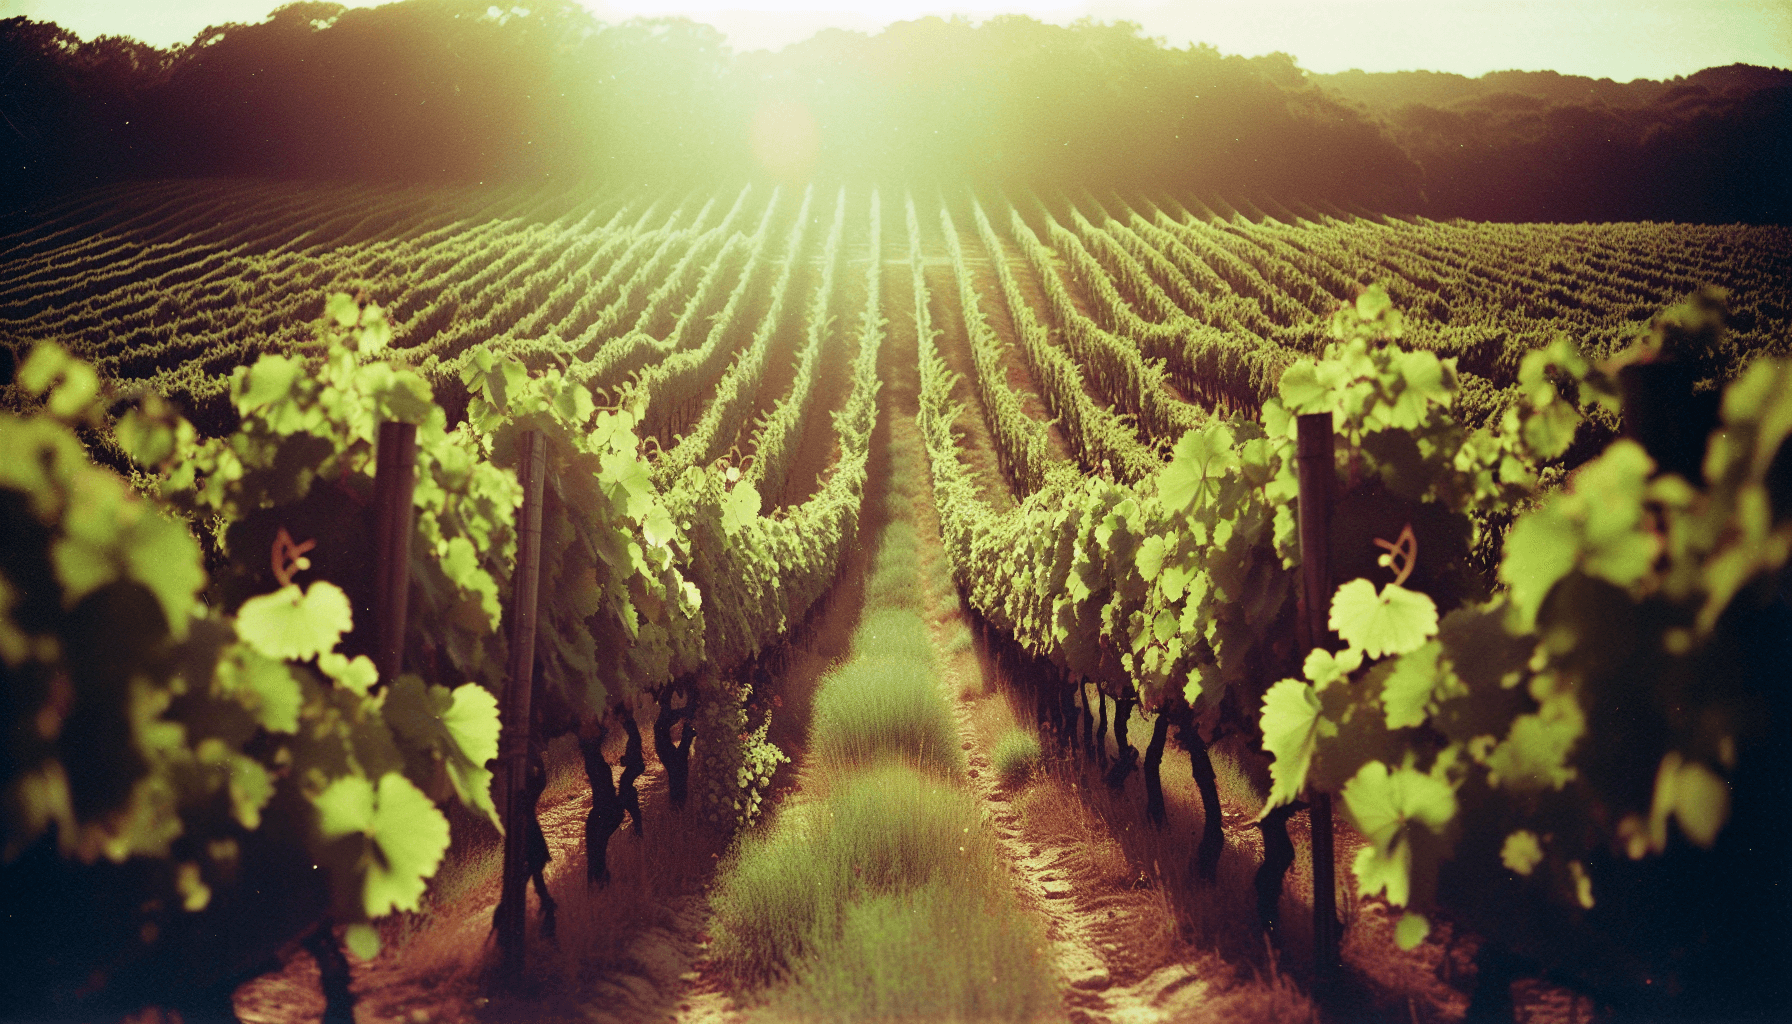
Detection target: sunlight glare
<box><xmin>750</xmin><ymin>99</ymin><xmax>821</xmax><ymax>184</ymax></box>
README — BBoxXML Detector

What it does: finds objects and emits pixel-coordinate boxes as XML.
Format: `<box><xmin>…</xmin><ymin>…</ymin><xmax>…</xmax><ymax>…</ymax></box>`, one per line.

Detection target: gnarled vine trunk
<box><xmin>1143</xmin><ymin>712</ymin><xmax>1171</xmax><ymax>827</ymax></box>
<box><xmin>578</xmin><ymin>725</ymin><xmax>625</xmax><ymax>886</ymax></box>
<box><xmin>1105</xmin><ymin>694</ymin><xmax>1138</xmax><ymax>790</ymax></box>
<box><xmin>1255</xmin><ymin>801</ymin><xmax>1301</xmax><ymax>945</ymax></box>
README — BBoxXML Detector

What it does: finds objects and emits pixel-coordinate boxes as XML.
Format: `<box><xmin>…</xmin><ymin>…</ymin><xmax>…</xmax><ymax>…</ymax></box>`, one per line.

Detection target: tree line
<box><xmin>2</xmin><ymin>0</ymin><xmax>1786</xmax><ymax>223</ymax></box>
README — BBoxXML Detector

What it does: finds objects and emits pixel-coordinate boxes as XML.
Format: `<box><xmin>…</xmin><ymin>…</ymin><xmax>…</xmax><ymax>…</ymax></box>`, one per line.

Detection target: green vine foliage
<box><xmin>1262</xmin><ymin>292</ymin><xmax>1792</xmax><ymax>968</ymax></box>
<box><xmin>1</xmin><ymin>313</ymin><xmax>504</xmax><ymax>1003</ymax></box>
<box><xmin>924</xmin><ymin>274</ymin><xmax>1787</xmax><ymax>1001</ymax></box>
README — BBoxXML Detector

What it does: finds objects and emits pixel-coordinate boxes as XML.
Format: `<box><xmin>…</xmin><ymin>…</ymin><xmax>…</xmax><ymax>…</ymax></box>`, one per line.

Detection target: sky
<box><xmin>7</xmin><ymin>0</ymin><xmax>1790</xmax><ymax>81</ymax></box>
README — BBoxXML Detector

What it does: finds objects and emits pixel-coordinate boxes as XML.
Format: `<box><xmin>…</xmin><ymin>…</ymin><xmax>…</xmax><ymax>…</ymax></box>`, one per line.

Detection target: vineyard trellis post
<box><xmin>497</xmin><ymin>429</ymin><xmax>547</xmax><ymax>984</ymax></box>
<box><xmin>372</xmin><ymin>421</ymin><xmax>418</xmax><ymax>688</ymax></box>
<box><xmin>1295</xmin><ymin>412</ymin><xmax>1342</xmax><ymax>985</ymax></box>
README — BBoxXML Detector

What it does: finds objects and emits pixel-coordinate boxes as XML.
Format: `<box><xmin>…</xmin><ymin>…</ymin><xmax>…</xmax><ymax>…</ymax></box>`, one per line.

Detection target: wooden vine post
<box><xmin>1295</xmin><ymin>412</ymin><xmax>1342</xmax><ymax>985</ymax></box>
<box><xmin>496</xmin><ymin>430</ymin><xmax>547</xmax><ymax>984</ymax></box>
<box><xmin>372</xmin><ymin>421</ymin><xmax>418</xmax><ymax>688</ymax></box>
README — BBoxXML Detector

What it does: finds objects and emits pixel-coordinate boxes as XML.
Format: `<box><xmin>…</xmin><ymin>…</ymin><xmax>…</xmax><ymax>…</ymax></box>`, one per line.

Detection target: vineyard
<box><xmin>2</xmin><ymin>179</ymin><xmax>1790</xmax><ymax>1024</ymax></box>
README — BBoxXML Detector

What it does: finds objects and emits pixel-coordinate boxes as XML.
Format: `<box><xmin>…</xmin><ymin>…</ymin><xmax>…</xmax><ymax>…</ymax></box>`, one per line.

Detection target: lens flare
<box><xmin>750</xmin><ymin>98</ymin><xmax>821</xmax><ymax>183</ymax></box>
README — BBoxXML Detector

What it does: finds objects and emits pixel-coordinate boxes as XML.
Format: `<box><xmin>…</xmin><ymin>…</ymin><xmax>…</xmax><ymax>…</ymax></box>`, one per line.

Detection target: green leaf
<box><xmin>1329</xmin><ymin>579</ymin><xmax>1439</xmax><ymax>659</ymax></box>
<box><xmin>327</xmin><ymin>292</ymin><xmax>360</xmax><ymax>328</ymax></box>
<box><xmin>1394</xmin><ymin>911</ymin><xmax>1429</xmax><ymax>951</ymax></box>
<box><xmin>1398</xmin><ymin>350</ymin><xmax>1451</xmax><ymax>407</ymax></box>
<box><xmin>642</xmin><ymin>505</ymin><xmax>675</xmax><ymax>548</ymax></box>
<box><xmin>1303</xmin><ymin>646</ymin><xmax>1364</xmax><ymax>688</ymax></box>
<box><xmin>234</xmin><ymin>355</ymin><xmax>302</xmax><ymax>416</ymax></box>
<box><xmin>362</xmin><ymin>772</ymin><xmax>451</xmax><ymax>917</ymax></box>
<box><xmin>1484</xmin><ymin>691</ymin><xmax>1582</xmax><ymax>792</ymax></box>
<box><xmin>1278</xmin><ymin>361</ymin><xmax>1326</xmax><ymax>413</ymax></box>
<box><xmin>1652</xmin><ymin>753</ymin><xmax>1730</xmax><ymax>849</ymax></box>
<box><xmin>1260</xmin><ymin>678</ymin><xmax>1323</xmax><ymax>808</ymax></box>
<box><xmin>358</xmin><ymin>313</ymin><xmax>392</xmax><ymax>353</ymax></box>
<box><xmin>1498</xmin><ymin>506</ymin><xmax>1578</xmax><ymax>632</ymax></box>
<box><xmin>123</xmin><ymin>513</ymin><xmax>206</xmax><ymax>641</ymax></box>
<box><xmin>1380</xmin><ymin>641</ymin><xmax>1441</xmax><ymax>729</ymax></box>
<box><xmin>176</xmin><ymin>861</ymin><xmax>211</xmax><ymax>912</ymax></box>
<box><xmin>1570</xmin><ymin>861</ymin><xmax>1594</xmax><ymax>909</ymax></box>
<box><xmin>1135</xmin><ymin>535</ymin><xmax>1166</xmax><ymax>581</ymax></box>
<box><xmin>600</xmin><ymin>448</ymin><xmax>656</xmax><ymax>519</ymax></box>
<box><xmin>216</xmin><ymin>647</ymin><xmax>303</xmax><ymax>733</ymax></box>
<box><xmin>1522</xmin><ymin>401</ymin><xmax>1579</xmax><ymax>460</ymax></box>
<box><xmin>1341</xmin><ymin>759</ymin><xmax>1456</xmax><ymax>907</ymax></box>
<box><xmin>1160</xmin><ymin>424</ymin><xmax>1237</xmax><ymax>513</ymax></box>
<box><xmin>344</xmin><ymin>923</ymin><xmax>381</xmax><ymax>962</ymax></box>
<box><xmin>236</xmin><ymin>581</ymin><xmax>353</xmax><ymax>662</ymax></box>
<box><xmin>226</xmin><ymin>754</ymin><xmax>274</xmax><ymax>830</ymax></box>
<box><xmin>318</xmin><ymin>652</ymin><xmax>379</xmax><ymax>696</ymax></box>
<box><xmin>50</xmin><ymin>537</ymin><xmax>118</xmax><ymax>607</ymax></box>
<box><xmin>1342</xmin><ymin>759</ymin><xmax>1457</xmax><ymax>846</ymax></box>
<box><xmin>1500</xmin><ymin>830</ymin><xmax>1544</xmax><ymax>875</ymax></box>
<box><xmin>18</xmin><ymin>342</ymin><xmax>71</xmax><ymax>395</ymax></box>
<box><xmin>311</xmin><ymin>772</ymin><xmax>452</xmax><ymax>917</ymax></box>
<box><xmin>1352</xmin><ymin>838</ymin><xmax>1412</xmax><ymax>906</ymax></box>
<box><xmin>1357</xmin><ymin>285</ymin><xmax>1392</xmax><ymax>322</ymax></box>
<box><xmin>442</xmin><ymin>683</ymin><xmax>501</xmax><ymax>767</ymax></box>
<box><xmin>46</xmin><ymin>360</ymin><xmax>101</xmax><ymax>420</ymax></box>
<box><xmin>440</xmin><ymin>537</ymin><xmax>500</xmax><ymax>630</ymax></box>
<box><xmin>720</xmin><ymin>481</ymin><xmax>761</xmax><ymax>537</ymax></box>
<box><xmin>313</xmin><ymin>774</ymin><xmax>375</xmax><ymax>839</ymax></box>
<box><xmin>115</xmin><ymin>406</ymin><xmax>179</xmax><ymax>466</ymax></box>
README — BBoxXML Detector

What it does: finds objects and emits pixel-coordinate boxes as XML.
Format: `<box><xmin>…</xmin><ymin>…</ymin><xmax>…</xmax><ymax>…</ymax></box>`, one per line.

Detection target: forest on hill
<box><xmin>3</xmin><ymin>0</ymin><xmax>1788</xmax><ymax>223</ymax></box>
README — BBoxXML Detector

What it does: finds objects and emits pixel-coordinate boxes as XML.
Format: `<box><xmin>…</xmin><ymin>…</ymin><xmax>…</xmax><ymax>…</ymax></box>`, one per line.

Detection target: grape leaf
<box><xmin>1303</xmin><ymin>646</ymin><xmax>1364</xmax><ymax>688</ymax></box>
<box><xmin>314</xmin><ymin>774</ymin><xmax>375</xmax><ymax>839</ymax></box>
<box><xmin>312</xmin><ymin>772</ymin><xmax>451</xmax><ymax>917</ymax></box>
<box><xmin>643</xmin><ymin>505</ymin><xmax>675</xmax><ymax>547</ymax></box>
<box><xmin>601</xmin><ymin>448</ymin><xmax>655</xmax><ymax>520</ymax></box>
<box><xmin>1522</xmin><ymin>400</ymin><xmax>1579</xmax><ymax>460</ymax></box>
<box><xmin>1160</xmin><ymin>424</ymin><xmax>1237</xmax><ymax>513</ymax></box>
<box><xmin>1341</xmin><ymin>759</ymin><xmax>1456</xmax><ymax>907</ymax></box>
<box><xmin>1379</xmin><ymin>641</ymin><xmax>1441</xmax><ymax>729</ymax></box>
<box><xmin>226</xmin><ymin>753</ymin><xmax>274</xmax><ymax>830</ymax></box>
<box><xmin>47</xmin><ymin>360</ymin><xmax>101</xmax><ymax>421</ymax></box>
<box><xmin>215</xmin><ymin>647</ymin><xmax>302</xmax><ymax>733</ymax></box>
<box><xmin>1353</xmin><ymin>836</ymin><xmax>1413</xmax><ymax>906</ymax></box>
<box><xmin>720</xmin><ymin>481</ymin><xmax>761</xmax><ymax>538</ymax></box>
<box><xmin>1649</xmin><ymin>752</ymin><xmax>1730</xmax><ymax>849</ymax></box>
<box><xmin>236</xmin><ymin>581</ymin><xmax>353</xmax><ymax>662</ymax></box>
<box><xmin>1278</xmin><ymin>361</ymin><xmax>1326</xmax><ymax>414</ymax></box>
<box><xmin>1329</xmin><ymin>579</ymin><xmax>1438</xmax><ymax>659</ymax></box>
<box><xmin>1342</xmin><ymin>759</ymin><xmax>1457</xmax><ymax>848</ymax></box>
<box><xmin>123</xmin><ymin>513</ymin><xmax>206</xmax><ymax>641</ymax></box>
<box><xmin>1357</xmin><ymin>285</ymin><xmax>1393</xmax><ymax>323</ymax></box>
<box><xmin>176</xmin><ymin>861</ymin><xmax>210</xmax><ymax>912</ymax></box>
<box><xmin>18</xmin><ymin>342</ymin><xmax>71</xmax><ymax>395</ymax></box>
<box><xmin>1395</xmin><ymin>911</ymin><xmax>1430</xmax><ymax>951</ymax></box>
<box><xmin>1500</xmin><ymin>830</ymin><xmax>1544</xmax><ymax>875</ymax></box>
<box><xmin>318</xmin><ymin>652</ymin><xmax>378</xmax><ymax>697</ymax></box>
<box><xmin>443</xmin><ymin>683</ymin><xmax>500</xmax><ymax>766</ymax></box>
<box><xmin>1498</xmin><ymin>507</ymin><xmax>1578</xmax><ymax>631</ymax></box>
<box><xmin>234</xmin><ymin>355</ymin><xmax>302</xmax><ymax>416</ymax></box>
<box><xmin>344</xmin><ymin>923</ymin><xmax>381</xmax><ymax>962</ymax></box>
<box><xmin>1483</xmin><ymin>692</ymin><xmax>1583</xmax><ymax>792</ymax></box>
<box><xmin>361</xmin><ymin>772</ymin><xmax>451</xmax><ymax>916</ymax></box>
<box><xmin>1260</xmin><ymin>678</ymin><xmax>1323</xmax><ymax>808</ymax></box>
<box><xmin>326</xmin><ymin>292</ymin><xmax>360</xmax><ymax>328</ymax></box>
<box><xmin>1135</xmin><ymin>535</ymin><xmax>1166</xmax><ymax>581</ymax></box>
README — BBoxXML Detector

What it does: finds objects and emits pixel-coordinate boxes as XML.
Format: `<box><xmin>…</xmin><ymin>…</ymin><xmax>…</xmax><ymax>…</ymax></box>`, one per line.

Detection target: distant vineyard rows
<box><xmin>5</xmin><ymin>179</ymin><xmax>1788</xmax><ymax>449</ymax></box>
